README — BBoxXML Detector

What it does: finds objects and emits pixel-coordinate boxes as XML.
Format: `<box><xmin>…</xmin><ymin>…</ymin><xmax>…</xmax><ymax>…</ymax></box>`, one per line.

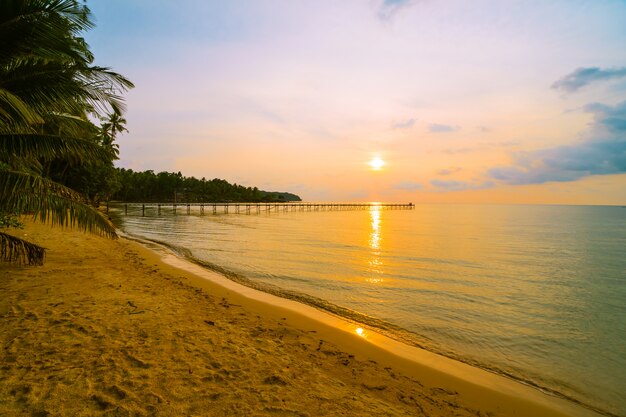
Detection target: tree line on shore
<box><xmin>0</xmin><ymin>1</ymin><xmax>299</xmax><ymax>265</ymax></box>
<box><xmin>0</xmin><ymin>0</ymin><xmax>133</xmax><ymax>264</ymax></box>
<box><xmin>112</xmin><ymin>169</ymin><xmax>301</xmax><ymax>203</ymax></box>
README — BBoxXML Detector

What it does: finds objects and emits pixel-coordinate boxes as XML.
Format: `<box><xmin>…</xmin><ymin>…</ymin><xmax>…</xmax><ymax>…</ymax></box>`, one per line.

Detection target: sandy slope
<box><xmin>0</xmin><ymin>221</ymin><xmax>589</xmax><ymax>416</ymax></box>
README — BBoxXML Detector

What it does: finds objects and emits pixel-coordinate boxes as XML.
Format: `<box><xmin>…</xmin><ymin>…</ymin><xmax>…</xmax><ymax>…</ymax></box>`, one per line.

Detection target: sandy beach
<box><xmin>0</xmin><ymin>221</ymin><xmax>594</xmax><ymax>417</ymax></box>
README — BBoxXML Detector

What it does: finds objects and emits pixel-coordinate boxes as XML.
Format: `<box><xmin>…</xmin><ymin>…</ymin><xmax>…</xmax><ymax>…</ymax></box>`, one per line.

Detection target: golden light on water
<box><xmin>355</xmin><ymin>327</ymin><xmax>364</xmax><ymax>336</ymax></box>
<box><xmin>369</xmin><ymin>207</ymin><xmax>381</xmax><ymax>250</ymax></box>
<box><xmin>366</xmin><ymin>205</ymin><xmax>384</xmax><ymax>284</ymax></box>
<box><xmin>368</xmin><ymin>157</ymin><xmax>385</xmax><ymax>171</ymax></box>
<box><xmin>368</xmin><ymin>258</ymin><xmax>383</xmax><ymax>268</ymax></box>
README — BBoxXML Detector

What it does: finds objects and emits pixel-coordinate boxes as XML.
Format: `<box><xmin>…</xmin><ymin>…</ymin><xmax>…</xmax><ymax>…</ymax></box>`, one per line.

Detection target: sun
<box><xmin>368</xmin><ymin>157</ymin><xmax>385</xmax><ymax>171</ymax></box>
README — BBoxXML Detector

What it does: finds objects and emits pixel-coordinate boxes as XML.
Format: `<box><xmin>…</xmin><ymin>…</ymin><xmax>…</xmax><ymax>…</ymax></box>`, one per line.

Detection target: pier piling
<box><xmin>117</xmin><ymin>202</ymin><xmax>415</xmax><ymax>216</ymax></box>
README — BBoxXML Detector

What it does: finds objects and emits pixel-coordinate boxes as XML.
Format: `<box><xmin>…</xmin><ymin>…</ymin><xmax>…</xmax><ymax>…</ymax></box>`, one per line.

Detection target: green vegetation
<box><xmin>0</xmin><ymin>0</ymin><xmax>133</xmax><ymax>264</ymax></box>
<box><xmin>112</xmin><ymin>169</ymin><xmax>302</xmax><ymax>203</ymax></box>
<box><xmin>0</xmin><ymin>1</ymin><xmax>300</xmax><ymax>265</ymax></box>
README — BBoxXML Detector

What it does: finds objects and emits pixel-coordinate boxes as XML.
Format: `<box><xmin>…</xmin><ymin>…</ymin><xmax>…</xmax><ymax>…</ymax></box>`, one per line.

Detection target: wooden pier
<box><xmin>109</xmin><ymin>202</ymin><xmax>414</xmax><ymax>216</ymax></box>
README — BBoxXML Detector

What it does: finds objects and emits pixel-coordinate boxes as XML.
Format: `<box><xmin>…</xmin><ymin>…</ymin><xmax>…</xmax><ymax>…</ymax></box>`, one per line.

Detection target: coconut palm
<box><xmin>101</xmin><ymin>105</ymin><xmax>128</xmax><ymax>145</ymax></box>
<box><xmin>0</xmin><ymin>0</ymin><xmax>134</xmax><ymax>264</ymax></box>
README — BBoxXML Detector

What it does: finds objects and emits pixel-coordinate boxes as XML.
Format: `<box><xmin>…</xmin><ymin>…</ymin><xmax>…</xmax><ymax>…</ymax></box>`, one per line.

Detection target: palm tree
<box><xmin>0</xmin><ymin>0</ymin><xmax>134</xmax><ymax>264</ymax></box>
<box><xmin>97</xmin><ymin>105</ymin><xmax>128</xmax><ymax>167</ymax></box>
<box><xmin>101</xmin><ymin>105</ymin><xmax>128</xmax><ymax>145</ymax></box>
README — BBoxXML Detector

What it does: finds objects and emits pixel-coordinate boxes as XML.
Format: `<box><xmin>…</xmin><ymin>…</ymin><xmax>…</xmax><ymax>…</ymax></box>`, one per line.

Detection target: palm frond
<box><xmin>0</xmin><ymin>0</ymin><xmax>129</xmax><ymax>266</ymax></box>
<box><xmin>0</xmin><ymin>169</ymin><xmax>117</xmax><ymax>238</ymax></box>
<box><xmin>0</xmin><ymin>167</ymin><xmax>83</xmax><ymax>200</ymax></box>
<box><xmin>0</xmin><ymin>231</ymin><xmax>46</xmax><ymax>265</ymax></box>
<box><xmin>2</xmin><ymin>62</ymin><xmax>94</xmax><ymax>115</ymax></box>
<box><xmin>0</xmin><ymin>0</ymin><xmax>92</xmax><ymax>67</ymax></box>
<box><xmin>76</xmin><ymin>65</ymin><xmax>135</xmax><ymax>114</ymax></box>
<box><xmin>0</xmin><ymin>132</ymin><xmax>109</xmax><ymax>162</ymax></box>
<box><xmin>2</xmin><ymin>61</ymin><xmax>134</xmax><ymax>119</ymax></box>
<box><xmin>0</xmin><ymin>87</ymin><xmax>44</xmax><ymax>126</ymax></box>
<box><xmin>41</xmin><ymin>111</ymin><xmax>95</xmax><ymax>138</ymax></box>
<box><xmin>0</xmin><ymin>0</ymin><xmax>92</xmax><ymax>32</ymax></box>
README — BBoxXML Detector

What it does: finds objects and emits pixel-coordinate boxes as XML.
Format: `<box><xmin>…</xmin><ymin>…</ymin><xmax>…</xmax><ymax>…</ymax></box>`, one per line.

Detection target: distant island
<box><xmin>112</xmin><ymin>168</ymin><xmax>302</xmax><ymax>203</ymax></box>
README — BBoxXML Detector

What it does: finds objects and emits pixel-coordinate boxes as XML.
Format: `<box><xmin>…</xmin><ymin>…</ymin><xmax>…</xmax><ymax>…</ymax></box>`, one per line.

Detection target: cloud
<box><xmin>431</xmin><ymin>179</ymin><xmax>494</xmax><ymax>192</ymax></box>
<box><xmin>377</xmin><ymin>0</ymin><xmax>417</xmax><ymax>20</ymax></box>
<box><xmin>552</xmin><ymin>67</ymin><xmax>626</xmax><ymax>93</ymax></box>
<box><xmin>348</xmin><ymin>189</ymin><xmax>369</xmax><ymax>199</ymax></box>
<box><xmin>477</xmin><ymin>125</ymin><xmax>491</xmax><ymax>132</ymax></box>
<box><xmin>488</xmin><ymin>101</ymin><xmax>626</xmax><ymax>185</ymax></box>
<box><xmin>483</xmin><ymin>140</ymin><xmax>520</xmax><ymax>148</ymax></box>
<box><xmin>429</xmin><ymin>123</ymin><xmax>460</xmax><ymax>133</ymax></box>
<box><xmin>439</xmin><ymin>141</ymin><xmax>516</xmax><ymax>157</ymax></box>
<box><xmin>437</xmin><ymin>167</ymin><xmax>461</xmax><ymax>176</ymax></box>
<box><xmin>584</xmin><ymin>102</ymin><xmax>626</xmax><ymax>133</ymax></box>
<box><xmin>394</xmin><ymin>181</ymin><xmax>423</xmax><ymax>190</ymax></box>
<box><xmin>392</xmin><ymin>118</ymin><xmax>416</xmax><ymax>129</ymax></box>
<box><xmin>442</xmin><ymin>147</ymin><xmax>475</xmax><ymax>154</ymax></box>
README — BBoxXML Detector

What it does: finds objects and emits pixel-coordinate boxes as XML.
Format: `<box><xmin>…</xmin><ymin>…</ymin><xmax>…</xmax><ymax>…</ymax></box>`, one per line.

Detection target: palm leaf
<box><xmin>0</xmin><ymin>87</ymin><xmax>44</xmax><ymax>126</ymax></box>
<box><xmin>0</xmin><ymin>132</ymin><xmax>110</xmax><ymax>162</ymax></box>
<box><xmin>0</xmin><ymin>169</ymin><xmax>117</xmax><ymax>238</ymax></box>
<box><xmin>0</xmin><ymin>0</ymin><xmax>92</xmax><ymax>67</ymax></box>
<box><xmin>76</xmin><ymin>65</ymin><xmax>135</xmax><ymax>114</ymax></box>
<box><xmin>41</xmin><ymin>111</ymin><xmax>95</xmax><ymax>138</ymax></box>
<box><xmin>0</xmin><ymin>0</ymin><xmax>131</xmax><ymax>266</ymax></box>
<box><xmin>0</xmin><ymin>231</ymin><xmax>45</xmax><ymax>265</ymax></box>
<box><xmin>2</xmin><ymin>61</ymin><xmax>134</xmax><ymax>119</ymax></box>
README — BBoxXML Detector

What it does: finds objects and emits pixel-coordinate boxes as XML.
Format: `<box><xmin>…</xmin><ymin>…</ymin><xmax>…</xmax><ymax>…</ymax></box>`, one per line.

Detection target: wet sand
<box><xmin>0</xmin><ymin>221</ymin><xmax>595</xmax><ymax>416</ymax></box>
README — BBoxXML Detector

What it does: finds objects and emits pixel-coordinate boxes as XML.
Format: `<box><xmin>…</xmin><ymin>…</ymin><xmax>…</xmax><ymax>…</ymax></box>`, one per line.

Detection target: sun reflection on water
<box><xmin>369</xmin><ymin>206</ymin><xmax>381</xmax><ymax>250</ymax></box>
<box><xmin>366</xmin><ymin>205</ymin><xmax>384</xmax><ymax>283</ymax></box>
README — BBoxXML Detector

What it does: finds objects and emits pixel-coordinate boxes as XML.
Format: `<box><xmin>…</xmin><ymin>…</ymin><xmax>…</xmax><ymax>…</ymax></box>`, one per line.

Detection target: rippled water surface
<box><xmin>112</xmin><ymin>204</ymin><xmax>626</xmax><ymax>416</ymax></box>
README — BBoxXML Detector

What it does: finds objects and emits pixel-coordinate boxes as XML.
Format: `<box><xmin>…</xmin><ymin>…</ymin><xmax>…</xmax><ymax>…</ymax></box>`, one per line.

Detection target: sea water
<box><xmin>112</xmin><ymin>204</ymin><xmax>626</xmax><ymax>416</ymax></box>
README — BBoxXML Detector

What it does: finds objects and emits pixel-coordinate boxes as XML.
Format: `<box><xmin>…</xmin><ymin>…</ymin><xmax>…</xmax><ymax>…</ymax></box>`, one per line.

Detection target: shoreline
<box><xmin>129</xmin><ymin>232</ymin><xmax>601</xmax><ymax>417</ymax></box>
<box><xmin>137</xmin><ymin>232</ymin><xmax>604</xmax><ymax>416</ymax></box>
<box><xmin>0</xmin><ymin>221</ymin><xmax>602</xmax><ymax>416</ymax></box>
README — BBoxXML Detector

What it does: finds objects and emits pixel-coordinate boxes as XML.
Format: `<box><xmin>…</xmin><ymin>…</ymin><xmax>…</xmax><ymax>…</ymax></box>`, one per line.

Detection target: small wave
<box><xmin>118</xmin><ymin>225</ymin><xmax>618</xmax><ymax>417</ymax></box>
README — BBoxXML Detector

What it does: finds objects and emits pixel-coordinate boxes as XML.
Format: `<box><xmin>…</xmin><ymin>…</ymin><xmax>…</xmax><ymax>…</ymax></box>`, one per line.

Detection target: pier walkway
<box><xmin>109</xmin><ymin>202</ymin><xmax>414</xmax><ymax>216</ymax></box>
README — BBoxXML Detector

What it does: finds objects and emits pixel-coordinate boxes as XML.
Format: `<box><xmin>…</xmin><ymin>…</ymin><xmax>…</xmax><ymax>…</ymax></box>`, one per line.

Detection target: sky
<box><xmin>85</xmin><ymin>0</ymin><xmax>626</xmax><ymax>204</ymax></box>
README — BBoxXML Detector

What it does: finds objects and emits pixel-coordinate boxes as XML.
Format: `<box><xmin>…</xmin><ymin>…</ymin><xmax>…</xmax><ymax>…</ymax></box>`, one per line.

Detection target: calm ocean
<box><xmin>112</xmin><ymin>204</ymin><xmax>626</xmax><ymax>416</ymax></box>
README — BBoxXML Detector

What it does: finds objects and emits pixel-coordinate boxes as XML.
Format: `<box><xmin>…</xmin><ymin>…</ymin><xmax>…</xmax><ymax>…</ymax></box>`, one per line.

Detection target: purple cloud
<box><xmin>437</xmin><ymin>167</ymin><xmax>461</xmax><ymax>176</ymax></box>
<box><xmin>377</xmin><ymin>0</ymin><xmax>418</xmax><ymax>20</ymax></box>
<box><xmin>394</xmin><ymin>181</ymin><xmax>423</xmax><ymax>190</ymax></box>
<box><xmin>552</xmin><ymin>67</ymin><xmax>626</xmax><ymax>93</ymax></box>
<box><xmin>429</xmin><ymin>123</ymin><xmax>460</xmax><ymax>133</ymax></box>
<box><xmin>488</xmin><ymin>101</ymin><xmax>626</xmax><ymax>185</ymax></box>
<box><xmin>392</xmin><ymin>118</ymin><xmax>416</xmax><ymax>129</ymax></box>
<box><xmin>431</xmin><ymin>179</ymin><xmax>494</xmax><ymax>192</ymax></box>
<box><xmin>442</xmin><ymin>148</ymin><xmax>475</xmax><ymax>155</ymax></box>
